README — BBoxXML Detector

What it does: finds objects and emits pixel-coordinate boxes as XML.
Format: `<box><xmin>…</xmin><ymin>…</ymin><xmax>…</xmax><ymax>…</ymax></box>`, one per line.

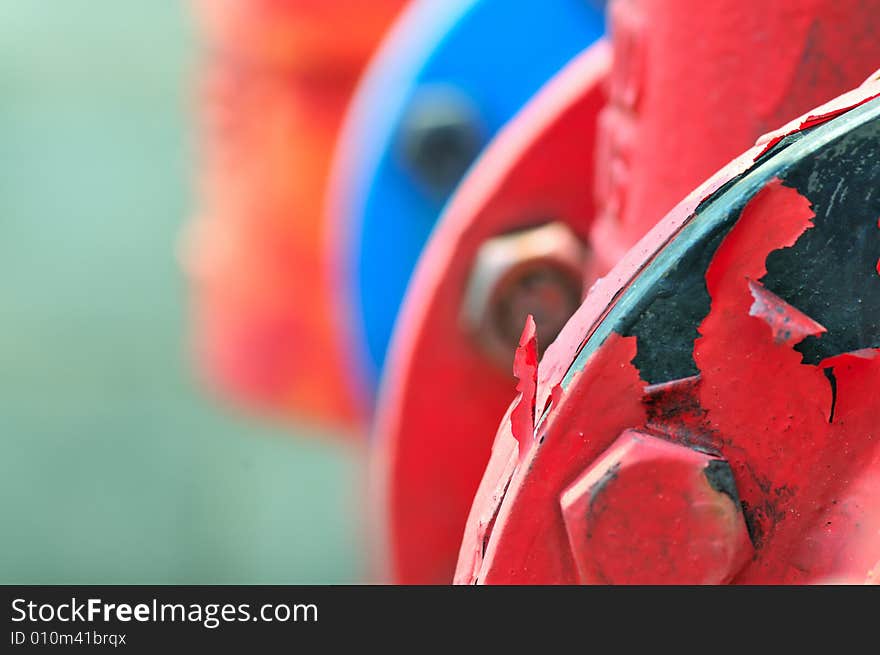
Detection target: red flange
<box><xmin>371</xmin><ymin>43</ymin><xmax>611</xmax><ymax>583</ymax></box>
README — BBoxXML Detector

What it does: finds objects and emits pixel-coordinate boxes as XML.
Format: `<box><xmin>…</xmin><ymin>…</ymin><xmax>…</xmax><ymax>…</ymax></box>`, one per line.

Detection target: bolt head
<box><xmin>462</xmin><ymin>222</ymin><xmax>588</xmax><ymax>369</ymax></box>
<box><xmin>560</xmin><ymin>430</ymin><xmax>754</xmax><ymax>585</ymax></box>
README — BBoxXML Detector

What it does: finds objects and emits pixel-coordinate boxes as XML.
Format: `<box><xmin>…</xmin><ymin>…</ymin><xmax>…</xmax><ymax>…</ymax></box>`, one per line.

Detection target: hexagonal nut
<box><xmin>559</xmin><ymin>430</ymin><xmax>754</xmax><ymax>585</ymax></box>
<box><xmin>462</xmin><ymin>222</ymin><xmax>588</xmax><ymax>369</ymax></box>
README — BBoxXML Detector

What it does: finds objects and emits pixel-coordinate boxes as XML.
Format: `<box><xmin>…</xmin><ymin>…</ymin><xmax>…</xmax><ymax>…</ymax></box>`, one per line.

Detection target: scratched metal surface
<box><xmin>0</xmin><ymin>2</ymin><xmax>360</xmax><ymax>583</ymax></box>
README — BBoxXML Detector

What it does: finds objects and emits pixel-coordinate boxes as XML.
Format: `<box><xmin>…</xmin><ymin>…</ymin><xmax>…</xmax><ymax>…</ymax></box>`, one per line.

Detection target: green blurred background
<box><xmin>0</xmin><ymin>2</ymin><xmax>362</xmax><ymax>583</ymax></box>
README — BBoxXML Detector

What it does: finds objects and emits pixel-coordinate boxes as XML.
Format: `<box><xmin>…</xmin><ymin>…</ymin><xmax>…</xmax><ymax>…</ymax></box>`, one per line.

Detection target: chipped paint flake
<box><xmin>747</xmin><ymin>278</ymin><xmax>826</xmax><ymax>346</ymax></box>
<box><xmin>510</xmin><ymin>315</ymin><xmax>538</xmax><ymax>462</ymax></box>
<box><xmin>754</xmin><ymin>81</ymin><xmax>880</xmax><ymax>160</ymax></box>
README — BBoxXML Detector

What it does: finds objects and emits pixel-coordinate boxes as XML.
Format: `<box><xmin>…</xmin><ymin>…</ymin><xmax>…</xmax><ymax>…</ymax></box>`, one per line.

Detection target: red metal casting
<box><xmin>589</xmin><ymin>0</ymin><xmax>880</xmax><ymax>276</ymax></box>
<box><xmin>455</xmin><ymin>76</ymin><xmax>880</xmax><ymax>585</ymax></box>
<box><xmin>370</xmin><ymin>43</ymin><xmax>611</xmax><ymax>584</ymax></box>
<box><xmin>377</xmin><ymin>0</ymin><xmax>880</xmax><ymax>584</ymax></box>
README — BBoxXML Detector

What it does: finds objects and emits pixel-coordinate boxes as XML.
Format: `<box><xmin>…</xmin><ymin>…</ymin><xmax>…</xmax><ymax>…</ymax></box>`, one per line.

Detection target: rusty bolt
<box><xmin>462</xmin><ymin>221</ymin><xmax>588</xmax><ymax>369</ymax></box>
<box><xmin>559</xmin><ymin>430</ymin><xmax>754</xmax><ymax>585</ymax></box>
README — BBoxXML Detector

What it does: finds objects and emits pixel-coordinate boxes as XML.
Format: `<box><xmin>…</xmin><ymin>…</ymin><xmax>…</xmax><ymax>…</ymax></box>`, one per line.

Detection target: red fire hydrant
<box><xmin>453</xmin><ymin>0</ymin><xmax>880</xmax><ymax>582</ymax></box>
<box><xmin>374</xmin><ymin>0</ymin><xmax>880</xmax><ymax>584</ymax></box>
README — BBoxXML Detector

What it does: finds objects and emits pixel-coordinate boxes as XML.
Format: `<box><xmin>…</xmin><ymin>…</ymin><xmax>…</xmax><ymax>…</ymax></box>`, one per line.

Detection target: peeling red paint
<box><xmin>695</xmin><ymin>178</ymin><xmax>831</xmax><ymax>567</ymax></box>
<box><xmin>747</xmin><ymin>279</ymin><xmax>826</xmax><ymax>347</ymax></box>
<box><xmin>462</xmin><ymin>161</ymin><xmax>880</xmax><ymax>583</ymax></box>
<box><xmin>510</xmin><ymin>315</ymin><xmax>538</xmax><ymax>462</ymax></box>
<box><xmin>786</xmin><ymin>348</ymin><xmax>880</xmax><ymax>581</ymax></box>
<box><xmin>754</xmin><ymin>79</ymin><xmax>880</xmax><ymax>160</ymax></box>
<box><xmin>549</xmin><ymin>383</ymin><xmax>564</xmax><ymax>417</ymax></box>
<box><xmin>687</xmin><ymin>177</ymin><xmax>880</xmax><ymax>582</ymax></box>
<box><xmin>458</xmin><ymin>64</ymin><xmax>880</xmax><ymax>583</ymax></box>
<box><xmin>460</xmin><ymin>333</ymin><xmax>647</xmax><ymax>585</ymax></box>
<box><xmin>820</xmin><ymin>348</ymin><xmax>880</xmax><ymax>367</ymax></box>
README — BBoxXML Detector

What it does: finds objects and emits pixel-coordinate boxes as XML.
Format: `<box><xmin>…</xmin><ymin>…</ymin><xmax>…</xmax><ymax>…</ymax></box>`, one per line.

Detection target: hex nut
<box><xmin>462</xmin><ymin>221</ymin><xmax>588</xmax><ymax>369</ymax></box>
<box><xmin>559</xmin><ymin>429</ymin><xmax>754</xmax><ymax>585</ymax></box>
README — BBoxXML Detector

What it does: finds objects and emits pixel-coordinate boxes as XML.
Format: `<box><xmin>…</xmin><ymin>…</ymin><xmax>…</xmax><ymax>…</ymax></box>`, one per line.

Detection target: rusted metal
<box><xmin>462</xmin><ymin>222</ymin><xmax>588</xmax><ymax>369</ymax></box>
